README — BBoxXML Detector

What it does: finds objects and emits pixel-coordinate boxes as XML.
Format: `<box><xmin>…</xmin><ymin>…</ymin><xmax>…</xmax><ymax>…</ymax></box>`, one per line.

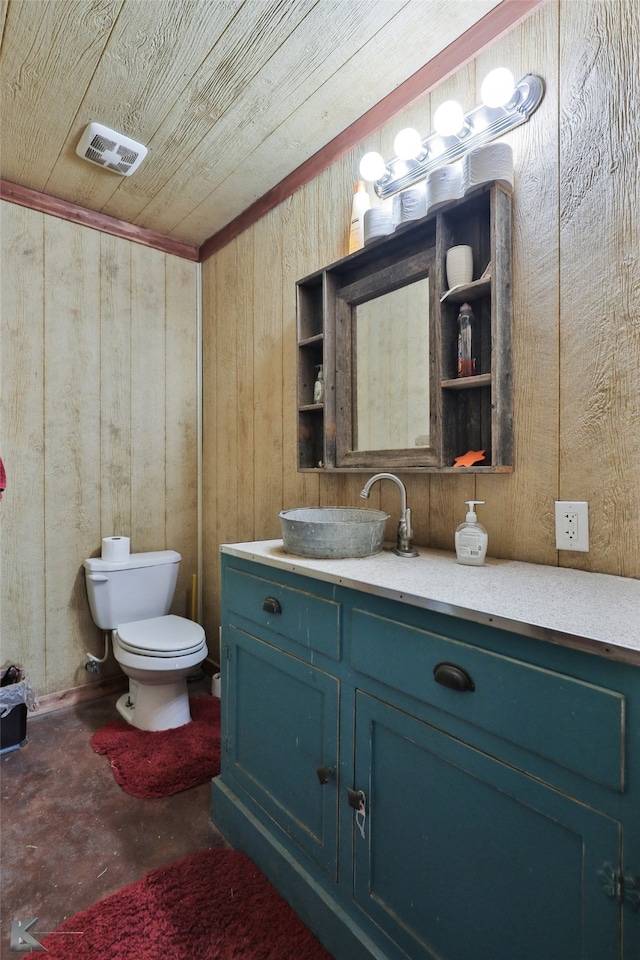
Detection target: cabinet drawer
<box><xmin>225</xmin><ymin>567</ymin><xmax>341</xmax><ymax>660</ymax></box>
<box><xmin>350</xmin><ymin>608</ymin><xmax>625</xmax><ymax>791</ymax></box>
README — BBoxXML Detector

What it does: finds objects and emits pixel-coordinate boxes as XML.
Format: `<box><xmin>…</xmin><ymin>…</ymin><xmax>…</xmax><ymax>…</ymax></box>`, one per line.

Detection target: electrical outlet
<box><xmin>555</xmin><ymin>501</ymin><xmax>589</xmax><ymax>552</ymax></box>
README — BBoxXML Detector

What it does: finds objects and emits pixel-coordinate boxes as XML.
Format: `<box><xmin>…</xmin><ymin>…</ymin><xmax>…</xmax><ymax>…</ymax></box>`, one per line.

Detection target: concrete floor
<box><xmin>0</xmin><ymin>679</ymin><xmax>228</xmax><ymax>956</ymax></box>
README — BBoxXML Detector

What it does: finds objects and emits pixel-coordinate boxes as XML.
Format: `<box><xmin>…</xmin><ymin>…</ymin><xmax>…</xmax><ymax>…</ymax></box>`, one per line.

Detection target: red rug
<box><xmin>91</xmin><ymin>695</ymin><xmax>220</xmax><ymax>798</ymax></box>
<box><xmin>40</xmin><ymin>847</ymin><xmax>333</xmax><ymax>959</ymax></box>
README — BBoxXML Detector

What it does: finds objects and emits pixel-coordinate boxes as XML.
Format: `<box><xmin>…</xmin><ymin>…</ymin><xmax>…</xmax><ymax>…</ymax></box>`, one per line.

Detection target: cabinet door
<box><xmin>225</xmin><ymin>624</ymin><xmax>339</xmax><ymax>878</ymax></box>
<box><xmin>353</xmin><ymin>693</ymin><xmax>621</xmax><ymax>960</ymax></box>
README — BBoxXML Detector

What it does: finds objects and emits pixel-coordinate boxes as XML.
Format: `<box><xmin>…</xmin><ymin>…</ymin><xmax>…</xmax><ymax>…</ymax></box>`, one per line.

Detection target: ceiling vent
<box><xmin>76</xmin><ymin>122</ymin><xmax>148</xmax><ymax>176</ymax></box>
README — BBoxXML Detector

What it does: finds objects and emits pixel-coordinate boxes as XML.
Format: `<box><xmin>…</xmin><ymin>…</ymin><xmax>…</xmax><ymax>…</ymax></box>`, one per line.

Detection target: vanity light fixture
<box><xmin>359</xmin><ymin>69</ymin><xmax>544</xmax><ymax>199</ymax></box>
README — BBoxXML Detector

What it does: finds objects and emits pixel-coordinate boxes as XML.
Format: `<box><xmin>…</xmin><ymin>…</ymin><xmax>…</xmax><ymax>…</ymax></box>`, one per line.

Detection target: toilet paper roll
<box><xmin>363</xmin><ymin>206</ymin><xmax>394</xmax><ymax>244</ymax></box>
<box><xmin>101</xmin><ymin>536</ymin><xmax>130</xmax><ymax>562</ymax></box>
<box><xmin>400</xmin><ymin>183</ymin><xmax>427</xmax><ymax>223</ymax></box>
<box><xmin>463</xmin><ymin>142</ymin><xmax>514</xmax><ymax>193</ymax></box>
<box><xmin>426</xmin><ymin>161</ymin><xmax>464</xmax><ymax>214</ymax></box>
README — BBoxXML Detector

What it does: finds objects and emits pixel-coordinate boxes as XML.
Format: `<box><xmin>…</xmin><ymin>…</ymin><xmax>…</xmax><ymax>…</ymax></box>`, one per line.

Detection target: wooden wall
<box><xmin>1</xmin><ymin>205</ymin><xmax>198</xmax><ymax>698</ymax></box>
<box><xmin>2</xmin><ymin>1</ymin><xmax>637</xmax><ymax>699</ymax></box>
<box><xmin>202</xmin><ymin>0</ymin><xmax>640</xmax><ymax>657</ymax></box>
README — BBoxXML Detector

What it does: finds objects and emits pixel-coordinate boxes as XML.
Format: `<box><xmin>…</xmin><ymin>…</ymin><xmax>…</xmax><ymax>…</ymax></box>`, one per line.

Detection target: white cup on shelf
<box><xmin>446</xmin><ymin>245</ymin><xmax>473</xmax><ymax>289</ymax></box>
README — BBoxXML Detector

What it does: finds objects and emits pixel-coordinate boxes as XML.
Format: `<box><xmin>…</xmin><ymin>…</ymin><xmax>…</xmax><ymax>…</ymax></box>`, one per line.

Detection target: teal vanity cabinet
<box><xmin>220</xmin><ymin>563</ymin><xmax>341</xmax><ymax>879</ymax></box>
<box><xmin>212</xmin><ymin>548</ymin><xmax>640</xmax><ymax>960</ymax></box>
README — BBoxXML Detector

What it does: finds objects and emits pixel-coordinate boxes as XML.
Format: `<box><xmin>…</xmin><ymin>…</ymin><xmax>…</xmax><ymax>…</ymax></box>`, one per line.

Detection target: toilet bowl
<box><xmin>83</xmin><ymin>550</ymin><xmax>208</xmax><ymax>731</ymax></box>
<box><xmin>113</xmin><ymin>615</ymin><xmax>207</xmax><ymax>731</ymax></box>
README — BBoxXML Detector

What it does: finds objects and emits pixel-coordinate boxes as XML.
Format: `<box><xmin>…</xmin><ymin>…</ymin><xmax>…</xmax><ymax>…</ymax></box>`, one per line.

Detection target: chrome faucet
<box><xmin>360</xmin><ymin>473</ymin><xmax>418</xmax><ymax>557</ymax></box>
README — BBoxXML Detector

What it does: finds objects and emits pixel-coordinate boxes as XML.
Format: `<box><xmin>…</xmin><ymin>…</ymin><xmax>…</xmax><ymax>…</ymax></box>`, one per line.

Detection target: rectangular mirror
<box><xmin>355</xmin><ymin>279</ymin><xmax>431</xmax><ymax>451</ymax></box>
<box><xmin>335</xmin><ymin>248</ymin><xmax>438</xmax><ymax>468</ymax></box>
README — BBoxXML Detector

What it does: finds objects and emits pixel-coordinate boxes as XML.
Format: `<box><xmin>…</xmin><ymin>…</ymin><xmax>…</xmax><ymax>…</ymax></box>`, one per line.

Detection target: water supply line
<box><xmin>85</xmin><ymin>630</ymin><xmax>111</xmax><ymax>674</ymax></box>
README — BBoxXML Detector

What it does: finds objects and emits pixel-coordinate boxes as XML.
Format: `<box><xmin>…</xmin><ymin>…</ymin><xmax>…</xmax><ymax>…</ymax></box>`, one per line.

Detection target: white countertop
<box><xmin>221</xmin><ymin>540</ymin><xmax>640</xmax><ymax>665</ymax></box>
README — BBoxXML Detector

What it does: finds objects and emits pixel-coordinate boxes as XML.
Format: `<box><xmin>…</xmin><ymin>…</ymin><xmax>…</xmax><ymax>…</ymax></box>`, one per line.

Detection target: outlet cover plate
<box><xmin>555</xmin><ymin>501</ymin><xmax>589</xmax><ymax>552</ymax></box>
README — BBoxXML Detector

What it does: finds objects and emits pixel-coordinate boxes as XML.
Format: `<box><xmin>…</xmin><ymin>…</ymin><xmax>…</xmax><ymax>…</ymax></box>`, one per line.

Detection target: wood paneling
<box><xmin>200</xmin><ymin>0</ymin><xmax>545</xmax><ymax>258</ymax></box>
<box><xmin>0</xmin><ymin>204</ymin><xmax>46</xmax><ymax>689</ymax></box>
<box><xmin>558</xmin><ymin>0</ymin><xmax>640</xmax><ymax>577</ymax></box>
<box><xmin>165</xmin><ymin>255</ymin><xmax>199</xmax><ymax>618</ymax></box>
<box><xmin>43</xmin><ymin>217</ymin><xmax>102</xmax><ymax>693</ymax></box>
<box><xmin>476</xmin><ymin>1</ymin><xmax>560</xmax><ymax>565</ymax></box>
<box><xmin>1</xmin><ymin>0</ymin><xmax>509</xmax><ymax>246</ymax></box>
<box><xmin>1</xmin><ymin>204</ymin><xmax>198</xmax><ymax>697</ymax></box>
<box><xmin>253</xmin><ymin>210</ymin><xmax>284</xmax><ymax>542</ymax></box>
<box><xmin>2</xmin><ymin>0</ymin><xmax>637</xmax><ymax>705</ymax></box>
<box><xmin>280</xmin><ymin>188</ymin><xmax>320</xmax><ymax>511</ymax></box>
<box><xmin>201</xmin><ymin>0</ymin><xmax>639</xmax><ymax>655</ymax></box>
<box><xmin>0</xmin><ymin>0</ymin><xmax>123</xmax><ymax>188</ymax></box>
<box><xmin>130</xmin><ymin>244</ymin><xmax>166</xmax><ymax>546</ymax></box>
<box><xmin>44</xmin><ymin>0</ymin><xmax>240</xmax><ymax>218</ymax></box>
<box><xmin>0</xmin><ymin>181</ymin><xmax>199</xmax><ymax>261</ymax></box>
<box><xmin>201</xmin><ymin>251</ymin><xmax>219</xmax><ymax>645</ymax></box>
<box><xmin>100</xmin><ymin>233</ymin><xmax>133</xmax><ymax>537</ymax></box>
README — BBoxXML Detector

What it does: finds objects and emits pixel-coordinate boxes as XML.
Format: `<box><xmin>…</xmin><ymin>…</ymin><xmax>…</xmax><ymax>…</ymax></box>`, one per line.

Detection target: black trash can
<box><xmin>0</xmin><ymin>703</ymin><xmax>28</xmax><ymax>752</ymax></box>
<box><xmin>0</xmin><ymin>667</ymin><xmax>37</xmax><ymax>754</ymax></box>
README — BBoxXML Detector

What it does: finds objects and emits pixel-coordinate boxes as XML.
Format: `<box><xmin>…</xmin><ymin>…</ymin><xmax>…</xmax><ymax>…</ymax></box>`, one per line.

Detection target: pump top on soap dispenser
<box><xmin>455</xmin><ymin>500</ymin><xmax>488</xmax><ymax>566</ymax></box>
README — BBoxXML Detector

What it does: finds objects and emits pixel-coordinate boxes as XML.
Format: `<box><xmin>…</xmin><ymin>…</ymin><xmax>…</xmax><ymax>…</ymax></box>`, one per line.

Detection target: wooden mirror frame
<box><xmin>334</xmin><ymin>248</ymin><xmax>439</xmax><ymax>468</ymax></box>
<box><xmin>296</xmin><ymin>181</ymin><xmax>512</xmax><ymax>474</ymax></box>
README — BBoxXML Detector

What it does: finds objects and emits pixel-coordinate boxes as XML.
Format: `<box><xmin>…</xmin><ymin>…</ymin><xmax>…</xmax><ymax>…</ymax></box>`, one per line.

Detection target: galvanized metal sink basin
<box><xmin>279</xmin><ymin>507</ymin><xmax>389</xmax><ymax>559</ymax></box>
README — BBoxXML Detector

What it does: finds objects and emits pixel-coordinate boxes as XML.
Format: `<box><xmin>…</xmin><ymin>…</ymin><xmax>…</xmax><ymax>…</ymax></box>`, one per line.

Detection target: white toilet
<box><xmin>83</xmin><ymin>550</ymin><xmax>207</xmax><ymax>731</ymax></box>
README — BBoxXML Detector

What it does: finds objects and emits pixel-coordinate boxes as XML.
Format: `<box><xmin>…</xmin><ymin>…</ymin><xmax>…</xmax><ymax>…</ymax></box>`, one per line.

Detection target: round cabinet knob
<box><xmin>262</xmin><ymin>596</ymin><xmax>282</xmax><ymax>615</ymax></box>
<box><xmin>433</xmin><ymin>662</ymin><xmax>475</xmax><ymax>692</ymax></box>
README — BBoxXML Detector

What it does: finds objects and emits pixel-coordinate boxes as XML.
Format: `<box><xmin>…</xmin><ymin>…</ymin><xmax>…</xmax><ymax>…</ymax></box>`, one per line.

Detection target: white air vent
<box><xmin>76</xmin><ymin>122</ymin><xmax>148</xmax><ymax>176</ymax></box>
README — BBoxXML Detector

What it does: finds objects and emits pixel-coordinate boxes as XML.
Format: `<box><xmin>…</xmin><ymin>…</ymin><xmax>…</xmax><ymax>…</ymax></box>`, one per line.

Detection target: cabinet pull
<box><xmin>433</xmin><ymin>662</ymin><xmax>475</xmax><ymax>692</ymax></box>
<box><xmin>262</xmin><ymin>596</ymin><xmax>282</xmax><ymax>615</ymax></box>
<box><xmin>316</xmin><ymin>765</ymin><xmax>334</xmax><ymax>785</ymax></box>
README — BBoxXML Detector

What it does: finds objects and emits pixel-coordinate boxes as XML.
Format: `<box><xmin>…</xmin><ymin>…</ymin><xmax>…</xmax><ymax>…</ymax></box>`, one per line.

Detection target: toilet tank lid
<box><xmin>83</xmin><ymin>550</ymin><xmax>181</xmax><ymax>572</ymax></box>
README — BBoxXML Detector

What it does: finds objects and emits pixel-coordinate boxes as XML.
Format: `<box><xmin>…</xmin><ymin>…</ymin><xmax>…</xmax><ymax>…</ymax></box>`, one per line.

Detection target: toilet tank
<box><xmin>83</xmin><ymin>550</ymin><xmax>181</xmax><ymax>630</ymax></box>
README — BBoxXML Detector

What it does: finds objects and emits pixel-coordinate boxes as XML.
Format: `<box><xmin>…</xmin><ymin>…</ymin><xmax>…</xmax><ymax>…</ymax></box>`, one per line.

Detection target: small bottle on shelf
<box><xmin>313</xmin><ymin>364</ymin><xmax>324</xmax><ymax>403</ymax></box>
<box><xmin>456</xmin><ymin>302</ymin><xmax>475</xmax><ymax>378</ymax></box>
<box><xmin>348</xmin><ymin>181</ymin><xmax>370</xmax><ymax>253</ymax></box>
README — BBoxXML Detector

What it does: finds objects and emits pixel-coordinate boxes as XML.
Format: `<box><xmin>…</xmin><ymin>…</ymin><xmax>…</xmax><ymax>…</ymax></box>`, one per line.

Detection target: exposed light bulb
<box><xmin>393</xmin><ymin>127</ymin><xmax>424</xmax><ymax>161</ymax></box>
<box><xmin>433</xmin><ymin>100</ymin><xmax>466</xmax><ymax>137</ymax></box>
<box><xmin>481</xmin><ymin>68</ymin><xmax>516</xmax><ymax>108</ymax></box>
<box><xmin>359</xmin><ymin>151</ymin><xmax>387</xmax><ymax>182</ymax></box>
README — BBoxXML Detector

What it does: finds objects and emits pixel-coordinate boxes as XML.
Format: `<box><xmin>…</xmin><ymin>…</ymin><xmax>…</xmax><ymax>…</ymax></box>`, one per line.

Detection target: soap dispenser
<box><xmin>455</xmin><ymin>500</ymin><xmax>488</xmax><ymax>566</ymax></box>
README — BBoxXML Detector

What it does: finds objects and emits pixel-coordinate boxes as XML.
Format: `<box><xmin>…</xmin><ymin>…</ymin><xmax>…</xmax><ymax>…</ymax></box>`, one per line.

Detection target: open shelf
<box><xmin>441</xmin><ymin>373</ymin><xmax>492</xmax><ymax>390</ymax></box>
<box><xmin>296</xmin><ymin>181</ymin><xmax>512</xmax><ymax>472</ymax></box>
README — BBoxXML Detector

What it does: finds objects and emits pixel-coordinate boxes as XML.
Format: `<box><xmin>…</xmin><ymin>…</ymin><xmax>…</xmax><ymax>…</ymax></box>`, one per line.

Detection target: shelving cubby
<box><xmin>296</xmin><ymin>180</ymin><xmax>512</xmax><ymax>472</ymax></box>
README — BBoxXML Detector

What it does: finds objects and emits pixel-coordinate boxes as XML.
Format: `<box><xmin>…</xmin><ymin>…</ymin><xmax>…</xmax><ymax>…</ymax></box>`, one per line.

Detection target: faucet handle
<box><xmin>395</xmin><ymin>507</ymin><xmax>418</xmax><ymax>558</ymax></box>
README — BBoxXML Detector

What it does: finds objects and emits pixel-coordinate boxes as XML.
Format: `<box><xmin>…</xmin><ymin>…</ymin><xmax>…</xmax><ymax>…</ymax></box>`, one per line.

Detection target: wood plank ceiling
<box><xmin>1</xmin><ymin>0</ymin><xmax>519</xmax><ymax>250</ymax></box>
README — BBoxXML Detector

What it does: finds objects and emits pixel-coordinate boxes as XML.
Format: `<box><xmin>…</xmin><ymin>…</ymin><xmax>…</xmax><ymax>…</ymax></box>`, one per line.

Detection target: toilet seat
<box><xmin>116</xmin><ymin>614</ymin><xmax>205</xmax><ymax>658</ymax></box>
